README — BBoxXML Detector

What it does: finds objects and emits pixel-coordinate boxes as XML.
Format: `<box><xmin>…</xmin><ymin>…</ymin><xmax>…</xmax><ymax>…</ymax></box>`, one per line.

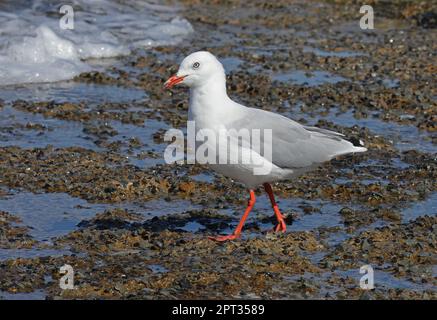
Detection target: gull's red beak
<box><xmin>164</xmin><ymin>74</ymin><xmax>186</xmax><ymax>89</ymax></box>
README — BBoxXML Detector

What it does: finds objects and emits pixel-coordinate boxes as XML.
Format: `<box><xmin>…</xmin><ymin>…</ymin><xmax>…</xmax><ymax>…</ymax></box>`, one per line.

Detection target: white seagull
<box><xmin>165</xmin><ymin>51</ymin><xmax>367</xmax><ymax>241</ymax></box>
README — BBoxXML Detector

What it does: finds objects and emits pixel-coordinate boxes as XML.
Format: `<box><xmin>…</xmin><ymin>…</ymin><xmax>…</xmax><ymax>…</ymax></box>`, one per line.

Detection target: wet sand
<box><xmin>0</xmin><ymin>0</ymin><xmax>436</xmax><ymax>299</ymax></box>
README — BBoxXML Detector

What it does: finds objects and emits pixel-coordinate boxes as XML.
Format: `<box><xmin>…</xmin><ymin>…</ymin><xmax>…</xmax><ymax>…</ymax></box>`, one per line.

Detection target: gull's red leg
<box><xmin>263</xmin><ymin>183</ymin><xmax>286</xmax><ymax>233</ymax></box>
<box><xmin>209</xmin><ymin>190</ymin><xmax>256</xmax><ymax>242</ymax></box>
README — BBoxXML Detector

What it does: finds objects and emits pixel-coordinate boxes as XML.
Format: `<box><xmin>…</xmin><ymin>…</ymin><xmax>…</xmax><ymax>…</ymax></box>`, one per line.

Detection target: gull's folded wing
<box><xmin>225</xmin><ymin>107</ymin><xmax>366</xmax><ymax>169</ymax></box>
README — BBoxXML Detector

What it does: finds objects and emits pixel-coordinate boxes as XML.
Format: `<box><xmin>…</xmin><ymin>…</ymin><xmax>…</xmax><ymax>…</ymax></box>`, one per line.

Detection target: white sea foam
<box><xmin>0</xmin><ymin>0</ymin><xmax>193</xmax><ymax>86</ymax></box>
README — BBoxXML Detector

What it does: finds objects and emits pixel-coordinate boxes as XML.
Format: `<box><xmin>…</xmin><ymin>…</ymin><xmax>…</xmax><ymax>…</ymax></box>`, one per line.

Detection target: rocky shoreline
<box><xmin>0</xmin><ymin>0</ymin><xmax>436</xmax><ymax>299</ymax></box>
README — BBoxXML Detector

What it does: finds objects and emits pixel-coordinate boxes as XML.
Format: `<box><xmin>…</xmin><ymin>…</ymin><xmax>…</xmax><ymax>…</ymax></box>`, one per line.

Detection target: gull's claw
<box><xmin>208</xmin><ymin>234</ymin><xmax>240</xmax><ymax>242</ymax></box>
<box><xmin>274</xmin><ymin>219</ymin><xmax>287</xmax><ymax>233</ymax></box>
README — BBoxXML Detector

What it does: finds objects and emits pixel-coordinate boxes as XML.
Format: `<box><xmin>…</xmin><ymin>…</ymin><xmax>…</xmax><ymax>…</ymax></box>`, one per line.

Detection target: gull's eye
<box><xmin>192</xmin><ymin>62</ymin><xmax>200</xmax><ymax>69</ymax></box>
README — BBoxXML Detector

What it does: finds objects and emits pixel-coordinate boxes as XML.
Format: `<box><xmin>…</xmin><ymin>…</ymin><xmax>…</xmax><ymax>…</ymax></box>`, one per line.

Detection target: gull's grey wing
<box><xmin>302</xmin><ymin>125</ymin><xmax>345</xmax><ymax>139</ymax></box>
<box><xmin>225</xmin><ymin>107</ymin><xmax>365</xmax><ymax>169</ymax></box>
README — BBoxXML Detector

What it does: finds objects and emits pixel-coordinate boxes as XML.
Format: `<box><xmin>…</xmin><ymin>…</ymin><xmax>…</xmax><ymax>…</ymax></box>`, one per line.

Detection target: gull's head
<box><xmin>164</xmin><ymin>51</ymin><xmax>225</xmax><ymax>89</ymax></box>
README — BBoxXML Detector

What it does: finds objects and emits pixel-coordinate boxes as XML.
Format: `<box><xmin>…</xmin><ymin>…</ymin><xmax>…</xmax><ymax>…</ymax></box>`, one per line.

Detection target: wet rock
<box><xmin>2</xmin><ymin>0</ymin><xmax>437</xmax><ymax>300</ymax></box>
<box><xmin>0</xmin><ymin>211</ymin><xmax>36</xmax><ymax>249</ymax></box>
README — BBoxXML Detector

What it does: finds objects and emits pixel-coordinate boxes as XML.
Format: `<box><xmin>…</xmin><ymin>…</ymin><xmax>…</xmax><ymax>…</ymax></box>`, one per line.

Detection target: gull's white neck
<box><xmin>188</xmin><ymin>73</ymin><xmax>239</xmax><ymax>128</ymax></box>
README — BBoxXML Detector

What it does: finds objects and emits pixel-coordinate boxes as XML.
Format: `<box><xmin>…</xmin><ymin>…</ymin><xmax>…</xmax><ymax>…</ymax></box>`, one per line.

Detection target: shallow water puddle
<box><xmin>289</xmin><ymin>206</ymin><xmax>343</xmax><ymax>232</ymax></box>
<box><xmin>326</xmin><ymin>110</ymin><xmax>436</xmax><ymax>154</ymax></box>
<box><xmin>0</xmin><ymin>192</ymin><xmax>111</xmax><ymax>242</ymax></box>
<box><xmin>401</xmin><ymin>192</ymin><xmax>437</xmax><ymax>223</ymax></box>
<box><xmin>303</xmin><ymin>46</ymin><xmax>367</xmax><ymax>58</ymax></box>
<box><xmin>0</xmin><ymin>289</ymin><xmax>46</xmax><ymax>300</ymax></box>
<box><xmin>148</xmin><ymin>264</ymin><xmax>169</xmax><ymax>274</ymax></box>
<box><xmin>335</xmin><ymin>157</ymin><xmax>406</xmax><ymax>185</ymax></box>
<box><xmin>0</xmin><ymin>106</ymin><xmax>98</xmax><ymax>150</ymax></box>
<box><xmin>257</xmin><ymin>195</ymin><xmax>344</xmax><ymax>231</ymax></box>
<box><xmin>0</xmin><ymin>103</ymin><xmax>169</xmax><ymax>168</ymax></box>
<box><xmin>0</xmin><ymin>82</ymin><xmax>147</xmax><ymax>104</ymax></box>
<box><xmin>179</xmin><ymin>221</ymin><xmax>206</xmax><ymax>233</ymax></box>
<box><xmin>0</xmin><ymin>191</ymin><xmax>199</xmax><ymax>260</ymax></box>
<box><xmin>382</xmin><ymin>78</ymin><xmax>400</xmax><ymax>89</ymax></box>
<box><xmin>221</xmin><ymin>57</ymin><xmax>244</xmax><ymax>73</ymax></box>
<box><xmin>0</xmin><ymin>248</ymin><xmax>71</xmax><ymax>261</ymax></box>
<box><xmin>190</xmin><ymin>172</ymin><xmax>216</xmax><ymax>184</ymax></box>
<box><xmin>272</xmin><ymin>70</ymin><xmax>349</xmax><ymax>87</ymax></box>
<box><xmin>0</xmin><ymin>192</ymin><xmax>199</xmax><ymax>242</ymax></box>
<box><xmin>334</xmin><ymin>176</ymin><xmax>390</xmax><ymax>186</ymax></box>
<box><xmin>107</xmin><ymin>119</ymin><xmax>170</xmax><ymax>168</ymax></box>
<box><xmin>135</xmin><ymin>198</ymin><xmax>199</xmax><ymax>218</ymax></box>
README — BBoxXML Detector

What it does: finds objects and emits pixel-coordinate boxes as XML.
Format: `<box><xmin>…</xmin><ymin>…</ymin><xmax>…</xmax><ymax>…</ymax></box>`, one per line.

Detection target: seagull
<box><xmin>164</xmin><ymin>51</ymin><xmax>367</xmax><ymax>241</ymax></box>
